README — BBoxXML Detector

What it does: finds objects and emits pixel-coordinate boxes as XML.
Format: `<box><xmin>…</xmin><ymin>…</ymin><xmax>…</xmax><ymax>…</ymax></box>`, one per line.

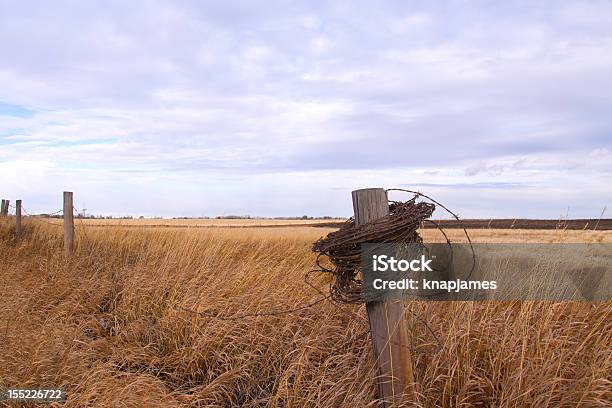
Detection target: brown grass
<box><xmin>27</xmin><ymin>218</ymin><xmax>345</xmax><ymax>228</ymax></box>
<box><xmin>0</xmin><ymin>219</ymin><xmax>610</xmax><ymax>407</ymax></box>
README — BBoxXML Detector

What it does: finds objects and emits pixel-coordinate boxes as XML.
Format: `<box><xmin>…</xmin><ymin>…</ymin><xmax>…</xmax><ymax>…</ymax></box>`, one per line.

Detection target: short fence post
<box><xmin>0</xmin><ymin>199</ymin><xmax>4</xmax><ymax>216</ymax></box>
<box><xmin>16</xmin><ymin>200</ymin><xmax>22</xmax><ymax>235</ymax></box>
<box><xmin>1</xmin><ymin>199</ymin><xmax>7</xmax><ymax>216</ymax></box>
<box><xmin>352</xmin><ymin>188</ymin><xmax>416</xmax><ymax>406</ymax></box>
<box><xmin>63</xmin><ymin>192</ymin><xmax>74</xmax><ymax>254</ymax></box>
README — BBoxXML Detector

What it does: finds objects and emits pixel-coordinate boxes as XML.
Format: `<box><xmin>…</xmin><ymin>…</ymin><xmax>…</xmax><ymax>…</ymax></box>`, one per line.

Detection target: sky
<box><xmin>0</xmin><ymin>0</ymin><xmax>611</xmax><ymax>218</ymax></box>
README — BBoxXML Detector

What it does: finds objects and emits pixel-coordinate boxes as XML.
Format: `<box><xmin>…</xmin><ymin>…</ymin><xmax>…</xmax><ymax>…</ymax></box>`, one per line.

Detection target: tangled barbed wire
<box><xmin>312</xmin><ymin>197</ymin><xmax>435</xmax><ymax>303</ymax></box>
<box><xmin>312</xmin><ymin>189</ymin><xmax>475</xmax><ymax>304</ymax></box>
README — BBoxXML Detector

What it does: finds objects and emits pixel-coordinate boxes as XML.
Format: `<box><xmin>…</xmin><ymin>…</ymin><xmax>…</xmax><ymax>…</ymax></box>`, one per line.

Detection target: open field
<box><xmin>421</xmin><ymin>219</ymin><xmax>612</xmax><ymax>231</ymax></box>
<box><xmin>1</xmin><ymin>219</ymin><xmax>611</xmax><ymax>407</ymax></box>
<box><xmin>22</xmin><ymin>217</ymin><xmax>612</xmax><ymax>230</ymax></box>
<box><xmin>20</xmin><ymin>218</ymin><xmax>346</xmax><ymax>228</ymax></box>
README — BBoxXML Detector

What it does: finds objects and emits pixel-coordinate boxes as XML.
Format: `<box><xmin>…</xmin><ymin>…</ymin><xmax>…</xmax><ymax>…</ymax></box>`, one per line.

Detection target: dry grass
<box><xmin>26</xmin><ymin>218</ymin><xmax>344</xmax><ymax>228</ymax></box>
<box><xmin>0</xmin><ymin>219</ymin><xmax>610</xmax><ymax>407</ymax></box>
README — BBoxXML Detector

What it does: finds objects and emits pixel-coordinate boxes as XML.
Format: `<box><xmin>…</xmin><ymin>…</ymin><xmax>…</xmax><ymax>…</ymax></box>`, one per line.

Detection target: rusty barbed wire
<box><xmin>312</xmin><ymin>197</ymin><xmax>435</xmax><ymax>303</ymax></box>
<box><xmin>16</xmin><ymin>205</ymin><xmax>95</xmax><ymax>248</ymax></box>
<box><xmin>20</xmin><ymin>206</ymin><xmax>65</xmax><ymax>227</ymax></box>
<box><xmin>311</xmin><ymin>190</ymin><xmax>476</xmax><ymax>304</ymax></box>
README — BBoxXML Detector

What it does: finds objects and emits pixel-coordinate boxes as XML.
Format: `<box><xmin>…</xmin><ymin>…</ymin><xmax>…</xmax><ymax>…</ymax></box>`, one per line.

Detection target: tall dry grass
<box><xmin>0</xmin><ymin>219</ymin><xmax>610</xmax><ymax>407</ymax></box>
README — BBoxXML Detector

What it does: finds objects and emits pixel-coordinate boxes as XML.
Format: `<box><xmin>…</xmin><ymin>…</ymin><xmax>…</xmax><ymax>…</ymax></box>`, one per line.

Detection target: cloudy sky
<box><xmin>0</xmin><ymin>1</ymin><xmax>611</xmax><ymax>218</ymax></box>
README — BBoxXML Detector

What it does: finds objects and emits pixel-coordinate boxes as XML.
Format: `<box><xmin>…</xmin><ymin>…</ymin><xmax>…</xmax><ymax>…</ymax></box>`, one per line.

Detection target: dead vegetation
<box><xmin>0</xmin><ymin>220</ymin><xmax>610</xmax><ymax>407</ymax></box>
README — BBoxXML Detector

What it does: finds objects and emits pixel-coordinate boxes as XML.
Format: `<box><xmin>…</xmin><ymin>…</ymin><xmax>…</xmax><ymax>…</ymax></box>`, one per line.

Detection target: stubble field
<box><xmin>0</xmin><ymin>218</ymin><xmax>610</xmax><ymax>407</ymax></box>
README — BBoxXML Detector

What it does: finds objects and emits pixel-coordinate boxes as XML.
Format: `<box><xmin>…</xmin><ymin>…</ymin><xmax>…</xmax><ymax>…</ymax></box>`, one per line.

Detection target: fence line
<box><xmin>3</xmin><ymin>194</ymin><xmax>89</xmax><ymax>255</ymax></box>
<box><xmin>4</xmin><ymin>199</ymin><xmax>115</xmax><ymax>253</ymax></box>
<box><xmin>1</xmin><ymin>189</ymin><xmax>462</xmax><ymax>407</ymax></box>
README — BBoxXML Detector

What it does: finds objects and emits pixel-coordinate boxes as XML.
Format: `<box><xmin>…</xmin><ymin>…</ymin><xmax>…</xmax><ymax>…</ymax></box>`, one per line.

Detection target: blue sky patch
<box><xmin>0</xmin><ymin>101</ymin><xmax>35</xmax><ymax>118</ymax></box>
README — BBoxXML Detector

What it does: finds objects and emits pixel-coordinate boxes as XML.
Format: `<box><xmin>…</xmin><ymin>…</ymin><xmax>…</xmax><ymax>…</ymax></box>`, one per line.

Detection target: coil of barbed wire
<box><xmin>312</xmin><ymin>190</ymin><xmax>475</xmax><ymax>304</ymax></box>
<box><xmin>312</xmin><ymin>197</ymin><xmax>435</xmax><ymax>303</ymax></box>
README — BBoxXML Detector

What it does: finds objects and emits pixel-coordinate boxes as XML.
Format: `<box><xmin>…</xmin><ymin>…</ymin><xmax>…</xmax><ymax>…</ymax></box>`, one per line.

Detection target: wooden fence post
<box><xmin>16</xmin><ymin>200</ymin><xmax>22</xmax><ymax>235</ymax></box>
<box><xmin>1</xmin><ymin>199</ymin><xmax>8</xmax><ymax>216</ymax></box>
<box><xmin>352</xmin><ymin>188</ymin><xmax>416</xmax><ymax>406</ymax></box>
<box><xmin>64</xmin><ymin>191</ymin><xmax>74</xmax><ymax>254</ymax></box>
<box><xmin>4</xmin><ymin>199</ymin><xmax>10</xmax><ymax>216</ymax></box>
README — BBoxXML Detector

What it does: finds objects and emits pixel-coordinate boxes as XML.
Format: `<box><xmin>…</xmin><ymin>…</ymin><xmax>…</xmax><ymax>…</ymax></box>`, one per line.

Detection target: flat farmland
<box><xmin>0</xmin><ymin>218</ymin><xmax>610</xmax><ymax>407</ymax></box>
<box><xmin>23</xmin><ymin>218</ymin><xmax>346</xmax><ymax>228</ymax></box>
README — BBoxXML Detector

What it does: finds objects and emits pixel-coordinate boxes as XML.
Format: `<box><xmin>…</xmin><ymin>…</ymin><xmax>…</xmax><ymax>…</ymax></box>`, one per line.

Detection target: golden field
<box><xmin>0</xmin><ymin>218</ymin><xmax>610</xmax><ymax>407</ymax></box>
<box><xmin>21</xmin><ymin>218</ymin><xmax>344</xmax><ymax>228</ymax></box>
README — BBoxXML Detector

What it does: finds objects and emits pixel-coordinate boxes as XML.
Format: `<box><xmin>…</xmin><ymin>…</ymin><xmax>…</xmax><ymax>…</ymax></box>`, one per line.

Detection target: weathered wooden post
<box><xmin>63</xmin><ymin>192</ymin><xmax>74</xmax><ymax>254</ymax></box>
<box><xmin>1</xmin><ymin>199</ymin><xmax>7</xmax><ymax>216</ymax></box>
<box><xmin>15</xmin><ymin>200</ymin><xmax>22</xmax><ymax>235</ymax></box>
<box><xmin>352</xmin><ymin>188</ymin><xmax>415</xmax><ymax>406</ymax></box>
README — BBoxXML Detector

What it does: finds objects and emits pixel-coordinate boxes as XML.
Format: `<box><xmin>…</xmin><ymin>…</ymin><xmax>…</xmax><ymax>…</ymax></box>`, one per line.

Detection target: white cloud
<box><xmin>388</xmin><ymin>13</ymin><xmax>433</xmax><ymax>33</ymax></box>
<box><xmin>298</xmin><ymin>15</ymin><xmax>323</xmax><ymax>30</ymax></box>
<box><xmin>590</xmin><ymin>148</ymin><xmax>610</xmax><ymax>157</ymax></box>
<box><xmin>0</xmin><ymin>0</ymin><xmax>610</xmax><ymax>217</ymax></box>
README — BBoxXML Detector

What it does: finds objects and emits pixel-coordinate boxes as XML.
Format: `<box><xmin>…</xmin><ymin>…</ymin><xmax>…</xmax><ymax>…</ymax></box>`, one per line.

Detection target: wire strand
<box><xmin>8</xmin><ymin>190</ymin><xmax>463</xmax><ymax>353</ymax></box>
